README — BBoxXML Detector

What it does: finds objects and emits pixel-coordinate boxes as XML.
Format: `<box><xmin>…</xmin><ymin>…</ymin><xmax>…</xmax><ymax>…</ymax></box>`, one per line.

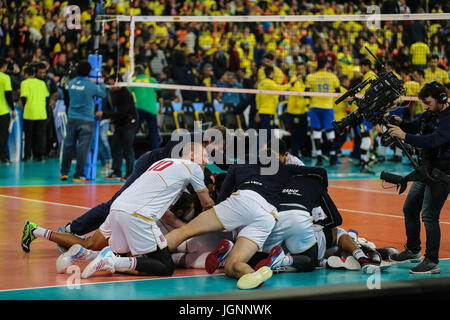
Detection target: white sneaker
<box><xmin>237</xmin><ymin>266</ymin><xmax>273</xmax><ymax>290</ymax></box>
<box><xmin>81</xmin><ymin>247</ymin><xmax>115</xmax><ymax>278</ymax></box>
<box><xmin>56</xmin><ymin>244</ymin><xmax>91</xmax><ymax>274</ymax></box>
<box><xmin>326</xmin><ymin>255</ymin><xmax>361</xmax><ymax>270</ymax></box>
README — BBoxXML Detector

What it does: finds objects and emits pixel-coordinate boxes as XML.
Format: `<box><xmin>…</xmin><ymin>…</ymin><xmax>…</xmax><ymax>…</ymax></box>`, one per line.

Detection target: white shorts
<box><xmin>263</xmin><ymin>209</ymin><xmax>317</xmax><ymax>254</ymax></box>
<box><xmin>213</xmin><ymin>189</ymin><xmax>277</xmax><ymax>249</ymax></box>
<box><xmin>100</xmin><ymin>209</ymin><xmax>167</xmax><ymax>256</ymax></box>
<box><xmin>313</xmin><ymin>224</ymin><xmax>327</xmax><ymax>260</ymax></box>
<box><xmin>313</xmin><ymin>225</ymin><xmax>339</xmax><ymax>260</ymax></box>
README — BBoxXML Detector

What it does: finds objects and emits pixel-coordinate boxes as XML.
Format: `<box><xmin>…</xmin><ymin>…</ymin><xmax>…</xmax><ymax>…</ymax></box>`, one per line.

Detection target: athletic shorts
<box><xmin>308</xmin><ymin>107</ymin><xmax>335</xmax><ymax>131</ymax></box>
<box><xmin>357</xmin><ymin>117</ymin><xmax>373</xmax><ymax>133</ymax></box>
<box><xmin>100</xmin><ymin>209</ymin><xmax>167</xmax><ymax>256</ymax></box>
<box><xmin>213</xmin><ymin>189</ymin><xmax>277</xmax><ymax>249</ymax></box>
<box><xmin>389</xmin><ymin>107</ymin><xmax>404</xmax><ymax>118</ymax></box>
<box><xmin>263</xmin><ymin>209</ymin><xmax>317</xmax><ymax>254</ymax></box>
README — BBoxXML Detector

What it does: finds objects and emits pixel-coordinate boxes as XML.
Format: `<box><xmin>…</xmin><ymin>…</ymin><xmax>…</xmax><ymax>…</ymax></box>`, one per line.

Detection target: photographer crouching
<box><xmin>386</xmin><ymin>81</ymin><xmax>450</xmax><ymax>274</ymax></box>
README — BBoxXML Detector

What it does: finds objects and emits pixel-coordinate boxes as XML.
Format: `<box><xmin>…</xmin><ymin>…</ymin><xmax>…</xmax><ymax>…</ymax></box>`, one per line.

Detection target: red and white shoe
<box><xmin>81</xmin><ymin>246</ymin><xmax>115</xmax><ymax>278</ymax></box>
<box><xmin>205</xmin><ymin>239</ymin><xmax>234</xmax><ymax>274</ymax></box>
<box><xmin>255</xmin><ymin>245</ymin><xmax>285</xmax><ymax>271</ymax></box>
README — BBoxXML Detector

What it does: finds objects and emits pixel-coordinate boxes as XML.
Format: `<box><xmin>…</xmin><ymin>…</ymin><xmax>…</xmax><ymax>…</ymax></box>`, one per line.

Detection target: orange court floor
<box><xmin>0</xmin><ymin>157</ymin><xmax>449</xmax><ymax>300</ymax></box>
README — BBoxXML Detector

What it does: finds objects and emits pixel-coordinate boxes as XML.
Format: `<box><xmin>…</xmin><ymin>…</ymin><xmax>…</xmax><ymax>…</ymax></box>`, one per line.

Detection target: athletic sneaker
<box><xmin>358</xmin><ymin>256</ymin><xmax>381</xmax><ymax>273</ymax></box>
<box><xmin>315</xmin><ymin>156</ymin><xmax>323</xmax><ymax>166</ymax></box>
<box><xmin>360</xmin><ymin>163</ymin><xmax>375</xmax><ymax>174</ymax></box>
<box><xmin>81</xmin><ymin>246</ymin><xmax>115</xmax><ymax>278</ymax></box>
<box><xmin>254</xmin><ymin>245</ymin><xmax>285</xmax><ymax>271</ymax></box>
<box><xmin>237</xmin><ymin>266</ymin><xmax>273</xmax><ymax>290</ymax></box>
<box><xmin>389</xmin><ymin>248</ymin><xmax>422</xmax><ymax>263</ymax></box>
<box><xmin>205</xmin><ymin>239</ymin><xmax>234</xmax><ymax>274</ymax></box>
<box><xmin>409</xmin><ymin>258</ymin><xmax>440</xmax><ymax>274</ymax></box>
<box><xmin>21</xmin><ymin>220</ymin><xmax>37</xmax><ymax>253</ymax></box>
<box><xmin>57</xmin><ymin>223</ymin><xmax>72</xmax><ymax>253</ymax></box>
<box><xmin>73</xmin><ymin>176</ymin><xmax>91</xmax><ymax>183</ymax></box>
<box><xmin>56</xmin><ymin>223</ymin><xmax>91</xmax><ymax>254</ymax></box>
<box><xmin>60</xmin><ymin>175</ymin><xmax>68</xmax><ymax>181</ymax></box>
<box><xmin>56</xmin><ymin>244</ymin><xmax>90</xmax><ymax>273</ymax></box>
<box><xmin>376</xmin><ymin>246</ymin><xmax>399</xmax><ymax>261</ymax></box>
<box><xmin>326</xmin><ymin>255</ymin><xmax>361</xmax><ymax>270</ymax></box>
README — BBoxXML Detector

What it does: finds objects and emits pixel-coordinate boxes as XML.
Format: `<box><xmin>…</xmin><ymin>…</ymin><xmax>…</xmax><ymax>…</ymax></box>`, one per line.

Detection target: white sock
<box><xmin>280</xmin><ymin>254</ymin><xmax>293</xmax><ymax>267</ymax></box>
<box><xmin>33</xmin><ymin>226</ymin><xmax>52</xmax><ymax>240</ymax></box>
<box><xmin>171</xmin><ymin>253</ymin><xmax>186</xmax><ymax>267</ymax></box>
<box><xmin>113</xmin><ymin>256</ymin><xmax>137</xmax><ymax>272</ymax></box>
<box><xmin>352</xmin><ymin>248</ymin><xmax>367</xmax><ymax>260</ymax></box>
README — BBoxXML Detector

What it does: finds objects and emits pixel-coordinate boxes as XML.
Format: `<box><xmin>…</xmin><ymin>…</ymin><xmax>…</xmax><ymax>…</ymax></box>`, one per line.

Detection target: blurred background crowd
<box><xmin>0</xmin><ymin>0</ymin><xmax>448</xmax><ymax>175</ymax></box>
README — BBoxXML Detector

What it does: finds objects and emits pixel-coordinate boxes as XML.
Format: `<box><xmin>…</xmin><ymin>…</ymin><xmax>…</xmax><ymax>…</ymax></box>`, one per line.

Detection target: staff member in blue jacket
<box><xmin>60</xmin><ymin>60</ymin><xmax>106</xmax><ymax>182</ymax></box>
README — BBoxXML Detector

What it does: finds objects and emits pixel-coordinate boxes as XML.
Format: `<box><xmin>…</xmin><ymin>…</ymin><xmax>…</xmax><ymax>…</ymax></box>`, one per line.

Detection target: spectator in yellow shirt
<box><xmin>410</xmin><ymin>41</ymin><xmax>430</xmax><ymax>70</ymax></box>
<box><xmin>287</xmin><ymin>62</ymin><xmax>309</xmax><ymax>157</ymax></box>
<box><xmin>257</xmin><ymin>53</ymin><xmax>285</xmax><ymax>84</ymax></box>
<box><xmin>256</xmin><ymin>66</ymin><xmax>292</xmax><ymax>141</ymax></box>
<box><xmin>425</xmin><ymin>54</ymin><xmax>449</xmax><ymax>85</ymax></box>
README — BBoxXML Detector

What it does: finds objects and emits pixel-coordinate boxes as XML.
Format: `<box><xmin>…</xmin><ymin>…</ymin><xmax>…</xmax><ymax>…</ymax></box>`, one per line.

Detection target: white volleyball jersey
<box><xmin>111</xmin><ymin>158</ymin><xmax>207</xmax><ymax>220</ymax></box>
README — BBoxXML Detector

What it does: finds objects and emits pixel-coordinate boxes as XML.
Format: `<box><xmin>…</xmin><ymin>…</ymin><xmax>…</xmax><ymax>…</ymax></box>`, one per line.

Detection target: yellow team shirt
<box><xmin>404</xmin><ymin>80</ymin><xmax>424</xmax><ymax>116</ymax></box>
<box><xmin>20</xmin><ymin>78</ymin><xmax>49</xmax><ymax>120</ymax></box>
<box><xmin>410</xmin><ymin>42</ymin><xmax>430</xmax><ymax>66</ymax></box>
<box><xmin>257</xmin><ymin>66</ymin><xmax>285</xmax><ymax>85</ymax></box>
<box><xmin>334</xmin><ymin>86</ymin><xmax>348</xmax><ymax>121</ymax></box>
<box><xmin>287</xmin><ymin>77</ymin><xmax>308</xmax><ymax>115</ymax></box>
<box><xmin>425</xmin><ymin>68</ymin><xmax>450</xmax><ymax>85</ymax></box>
<box><xmin>256</xmin><ymin>78</ymin><xmax>291</xmax><ymax>115</ymax></box>
<box><xmin>360</xmin><ymin>43</ymin><xmax>379</xmax><ymax>64</ymax></box>
<box><xmin>0</xmin><ymin>72</ymin><xmax>12</xmax><ymax>116</ymax></box>
<box><xmin>305</xmin><ymin>70</ymin><xmax>340</xmax><ymax>109</ymax></box>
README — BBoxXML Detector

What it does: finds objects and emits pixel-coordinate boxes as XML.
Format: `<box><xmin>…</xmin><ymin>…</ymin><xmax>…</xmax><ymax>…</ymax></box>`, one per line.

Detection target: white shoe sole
<box><xmin>56</xmin><ymin>244</ymin><xmax>84</xmax><ymax>274</ymax></box>
<box><xmin>327</xmin><ymin>256</ymin><xmax>361</xmax><ymax>270</ymax></box>
<box><xmin>237</xmin><ymin>266</ymin><xmax>273</xmax><ymax>290</ymax></box>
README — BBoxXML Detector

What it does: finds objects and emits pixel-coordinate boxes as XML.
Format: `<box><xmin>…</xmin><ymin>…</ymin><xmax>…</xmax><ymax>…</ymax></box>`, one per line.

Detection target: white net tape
<box><xmin>99</xmin><ymin>13</ymin><xmax>450</xmax><ymax>102</ymax></box>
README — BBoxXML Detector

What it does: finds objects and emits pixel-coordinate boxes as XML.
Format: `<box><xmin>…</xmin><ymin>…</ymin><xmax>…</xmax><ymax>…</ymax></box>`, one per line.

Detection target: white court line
<box><xmin>0</xmin><ymin>273</ymin><xmax>224</xmax><ymax>293</ymax></box>
<box><xmin>330</xmin><ymin>185</ymin><xmax>402</xmax><ymax>195</ymax></box>
<box><xmin>0</xmin><ymin>194</ymin><xmax>90</xmax><ymax>210</ymax></box>
<box><xmin>339</xmin><ymin>208</ymin><xmax>450</xmax><ymax>225</ymax></box>
<box><xmin>4</xmin><ymin>193</ymin><xmax>450</xmax><ymax>225</ymax></box>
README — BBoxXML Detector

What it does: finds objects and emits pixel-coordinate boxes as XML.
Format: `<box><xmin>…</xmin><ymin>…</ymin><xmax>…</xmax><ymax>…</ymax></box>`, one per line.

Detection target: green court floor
<box><xmin>1</xmin><ymin>260</ymin><xmax>448</xmax><ymax>300</ymax></box>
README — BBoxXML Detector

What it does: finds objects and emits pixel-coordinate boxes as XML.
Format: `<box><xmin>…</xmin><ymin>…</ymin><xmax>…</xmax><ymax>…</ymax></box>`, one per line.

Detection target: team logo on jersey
<box><xmin>282</xmin><ymin>188</ymin><xmax>302</xmax><ymax>197</ymax></box>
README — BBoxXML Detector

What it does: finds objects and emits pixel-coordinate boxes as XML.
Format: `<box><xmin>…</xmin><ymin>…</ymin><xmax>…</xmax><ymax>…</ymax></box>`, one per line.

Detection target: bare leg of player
<box><xmin>50</xmin><ymin>229</ymin><xmax>108</xmax><ymax>251</ymax></box>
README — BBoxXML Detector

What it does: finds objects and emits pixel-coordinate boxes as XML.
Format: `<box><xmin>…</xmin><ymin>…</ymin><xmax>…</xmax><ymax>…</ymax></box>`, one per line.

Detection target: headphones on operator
<box><xmin>425</xmin><ymin>80</ymin><xmax>448</xmax><ymax>104</ymax></box>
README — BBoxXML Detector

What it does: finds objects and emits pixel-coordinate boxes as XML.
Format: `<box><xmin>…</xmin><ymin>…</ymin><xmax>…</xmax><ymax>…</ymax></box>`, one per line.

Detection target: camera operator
<box><xmin>386</xmin><ymin>81</ymin><xmax>449</xmax><ymax>274</ymax></box>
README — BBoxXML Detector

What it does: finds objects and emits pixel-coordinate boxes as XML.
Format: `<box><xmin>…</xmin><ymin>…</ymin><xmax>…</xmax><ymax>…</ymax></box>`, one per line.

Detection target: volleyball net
<box><xmin>95</xmin><ymin>11</ymin><xmax>450</xmax><ymax>132</ymax></box>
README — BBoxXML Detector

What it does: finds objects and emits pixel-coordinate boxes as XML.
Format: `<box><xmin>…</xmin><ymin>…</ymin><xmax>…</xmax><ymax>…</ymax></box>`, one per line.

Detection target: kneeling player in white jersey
<box><xmin>21</xmin><ymin>143</ymin><xmax>215</xmax><ymax>278</ymax></box>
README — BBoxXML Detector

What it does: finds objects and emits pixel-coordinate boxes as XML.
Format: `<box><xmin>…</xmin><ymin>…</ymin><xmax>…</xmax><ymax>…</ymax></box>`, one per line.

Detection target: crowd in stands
<box><xmin>0</xmin><ymin>0</ymin><xmax>449</xmax><ymax>171</ymax></box>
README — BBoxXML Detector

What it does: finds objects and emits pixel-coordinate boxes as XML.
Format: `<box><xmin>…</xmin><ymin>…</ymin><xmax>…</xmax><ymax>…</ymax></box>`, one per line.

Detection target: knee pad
<box><xmin>313</xmin><ymin>130</ymin><xmax>322</xmax><ymax>140</ymax></box>
<box><xmin>360</xmin><ymin>136</ymin><xmax>371</xmax><ymax>151</ymax></box>
<box><xmin>326</xmin><ymin>130</ymin><xmax>335</xmax><ymax>141</ymax></box>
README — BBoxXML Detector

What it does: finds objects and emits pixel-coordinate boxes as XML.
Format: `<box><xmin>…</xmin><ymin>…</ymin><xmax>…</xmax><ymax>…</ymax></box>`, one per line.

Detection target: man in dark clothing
<box><xmin>35</xmin><ymin>62</ymin><xmax>59</xmax><ymax>157</ymax></box>
<box><xmin>176</xmin><ymin>53</ymin><xmax>201</xmax><ymax>102</ymax></box>
<box><xmin>96</xmin><ymin>75</ymin><xmax>138</xmax><ymax>181</ymax></box>
<box><xmin>387</xmin><ymin>81</ymin><xmax>450</xmax><ymax>274</ymax></box>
